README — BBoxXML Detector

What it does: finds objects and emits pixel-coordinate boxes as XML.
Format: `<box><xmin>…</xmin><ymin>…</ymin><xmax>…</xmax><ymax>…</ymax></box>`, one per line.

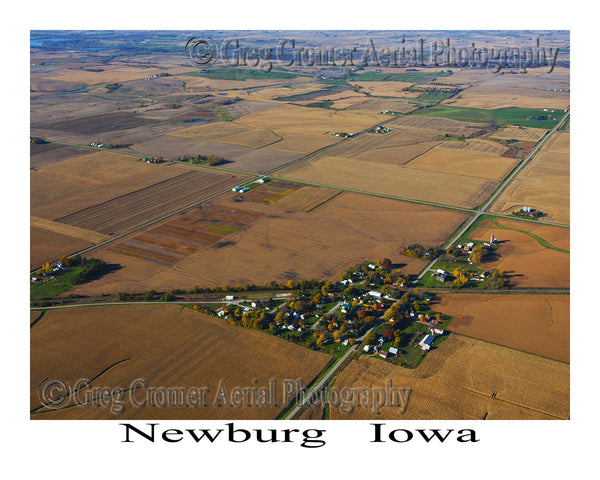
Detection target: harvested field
<box><xmin>235</xmin><ymin>104</ymin><xmax>385</xmax><ymax>137</ymax></box>
<box><xmin>262</xmin><ymin>134</ymin><xmax>339</xmax><ymax>154</ymax></box>
<box><xmin>107</xmin><ymin>204</ymin><xmax>263</xmax><ymax>266</ymax></box>
<box><xmin>346</xmin><ymin>98</ymin><xmax>417</xmax><ymax>113</ymax></box>
<box><xmin>489</xmin><ymin>132</ymin><xmax>569</xmax><ymax>224</ymax></box>
<box><xmin>352</xmin><ymin>142</ymin><xmax>442</xmax><ymax>165</ymax></box>
<box><xmin>277</xmin><ymin>155</ymin><xmax>498</xmax><ymax>208</ymax></box>
<box><xmin>490</xmin><ymin>126</ymin><xmax>548</xmax><ymax>141</ymax></box>
<box><xmin>386</xmin><ymin>115</ymin><xmax>488</xmax><ymax>136</ymax></box>
<box><xmin>271</xmin><ymin>186</ymin><xmax>341</xmax><ymax>212</ymax></box>
<box><xmin>329</xmin><ymin>335</ymin><xmax>569</xmax><ymax>420</ymax></box>
<box><xmin>39</xmin><ymin>65</ymin><xmax>196</xmax><ymax>84</ymax></box>
<box><xmin>433</xmin><ymin>293</ymin><xmax>569</xmax><ymax>363</ymax></box>
<box><xmin>31</xmin><ymin>216</ymin><xmax>109</xmax><ymax>244</ymax></box>
<box><xmin>438</xmin><ymin>138</ymin><xmax>509</xmax><ymax>156</ymax></box>
<box><xmin>30</xmin><ymin>226</ymin><xmax>92</xmax><ymax>270</ymax></box>
<box><xmin>469</xmin><ymin>218</ymin><xmax>570</xmax><ymax>288</ymax></box>
<box><xmin>54</xmin><ymin>170</ymin><xmax>244</xmax><ymax>235</ymax></box>
<box><xmin>239</xmin><ymin>181</ymin><xmax>302</xmax><ymax>204</ymax></box>
<box><xmin>128</xmin><ymin>134</ymin><xmax>302</xmax><ymax>174</ymax></box>
<box><xmin>40</xmin><ymin>112</ymin><xmax>157</xmax><ymax>135</ymax></box>
<box><xmin>30</xmin><ymin>304</ymin><xmax>332</xmax><ymax>419</ymax></box>
<box><xmin>358</xmin><ymin>81</ymin><xmax>416</xmax><ymax>96</ymax></box>
<box><xmin>168</xmin><ymin>122</ymin><xmax>281</xmax><ymax>149</ymax></box>
<box><xmin>405</xmin><ymin>144</ymin><xmax>519</xmax><ymax>181</ymax></box>
<box><xmin>31</xmin><ymin>151</ymin><xmax>198</xmax><ymax>219</ymax></box>
<box><xmin>442</xmin><ymin>85</ymin><xmax>570</xmax><ymax>109</ymax></box>
<box><xmin>30</xmin><ymin>142</ymin><xmax>90</xmax><ymax>168</ymax></box>
<box><xmin>71</xmin><ymin>192</ymin><xmax>467</xmax><ymax>295</ymax></box>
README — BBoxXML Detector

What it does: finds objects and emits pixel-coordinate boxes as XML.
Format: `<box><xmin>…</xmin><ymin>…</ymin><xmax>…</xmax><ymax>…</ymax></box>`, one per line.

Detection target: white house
<box><xmin>419</xmin><ymin>334</ymin><xmax>434</xmax><ymax>351</ymax></box>
<box><xmin>430</xmin><ymin>327</ymin><xmax>444</xmax><ymax>335</ymax></box>
<box><xmin>363</xmin><ymin>345</ymin><xmax>371</xmax><ymax>353</ymax></box>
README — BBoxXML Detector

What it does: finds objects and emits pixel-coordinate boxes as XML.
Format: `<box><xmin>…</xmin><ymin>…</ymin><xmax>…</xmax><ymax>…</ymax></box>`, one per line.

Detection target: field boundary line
<box><xmin>488</xmin><ymin>217</ymin><xmax>570</xmax><ymax>253</ymax></box>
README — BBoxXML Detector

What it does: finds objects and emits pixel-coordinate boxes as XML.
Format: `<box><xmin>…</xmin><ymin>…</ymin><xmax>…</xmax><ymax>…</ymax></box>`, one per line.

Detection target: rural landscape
<box><xmin>30</xmin><ymin>30</ymin><xmax>569</xmax><ymax>421</ymax></box>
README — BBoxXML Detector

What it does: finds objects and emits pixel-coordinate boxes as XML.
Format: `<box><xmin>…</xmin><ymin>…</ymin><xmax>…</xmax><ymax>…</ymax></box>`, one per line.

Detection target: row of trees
<box><xmin>176</xmin><ymin>154</ymin><xmax>226</xmax><ymax>166</ymax></box>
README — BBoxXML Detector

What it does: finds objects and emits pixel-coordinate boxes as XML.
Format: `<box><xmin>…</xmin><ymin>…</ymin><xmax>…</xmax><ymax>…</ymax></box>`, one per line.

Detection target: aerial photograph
<box><xmin>29</xmin><ymin>29</ymin><xmax>570</xmax><ymax>422</ymax></box>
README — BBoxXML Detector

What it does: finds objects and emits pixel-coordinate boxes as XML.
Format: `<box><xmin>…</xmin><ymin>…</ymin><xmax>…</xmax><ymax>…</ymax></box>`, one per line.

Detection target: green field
<box><xmin>414</xmin><ymin>105</ymin><xmax>561</xmax><ymax>128</ymax></box>
<box><xmin>348</xmin><ymin>70</ymin><xmax>452</xmax><ymax>83</ymax></box>
<box><xmin>182</xmin><ymin>67</ymin><xmax>300</xmax><ymax>81</ymax></box>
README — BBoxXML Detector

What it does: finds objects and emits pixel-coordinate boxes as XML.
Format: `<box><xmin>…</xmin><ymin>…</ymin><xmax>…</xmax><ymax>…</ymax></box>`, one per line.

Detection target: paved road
<box><xmin>414</xmin><ymin>109</ymin><xmax>570</xmax><ymax>283</ymax></box>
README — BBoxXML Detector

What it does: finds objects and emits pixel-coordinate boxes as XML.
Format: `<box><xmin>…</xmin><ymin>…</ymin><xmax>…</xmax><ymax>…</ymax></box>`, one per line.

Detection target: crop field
<box><xmin>351</xmin><ymin>142</ymin><xmax>442</xmax><ymax>165</ymax></box>
<box><xmin>346</xmin><ymin>98</ymin><xmax>417</xmax><ymax>113</ymax></box>
<box><xmin>489</xmin><ymin>132</ymin><xmax>569</xmax><ymax>224</ymax></box>
<box><xmin>438</xmin><ymin>138</ymin><xmax>509</xmax><ymax>156</ymax></box>
<box><xmin>31</xmin><ymin>304</ymin><xmax>332</xmax><ymax>419</ymax></box>
<box><xmin>31</xmin><ymin>151</ymin><xmax>199</xmax><ymax>220</ymax></box>
<box><xmin>443</xmin><ymin>85</ymin><xmax>570</xmax><ymax>109</ymax></box>
<box><xmin>271</xmin><ymin>186</ymin><xmax>342</xmax><ymax>212</ymax></box>
<box><xmin>433</xmin><ymin>293</ymin><xmax>569</xmax><ymax>363</ymax></box>
<box><xmin>490</xmin><ymin>126</ymin><xmax>548</xmax><ymax>141</ymax></box>
<box><xmin>70</xmin><ymin>192</ymin><xmax>467</xmax><ymax>295</ymax></box>
<box><xmin>329</xmin><ymin>335</ymin><xmax>569</xmax><ymax>420</ymax></box>
<box><xmin>30</xmin><ymin>226</ymin><xmax>92</xmax><ymax>270</ymax></box>
<box><xmin>54</xmin><ymin>170</ymin><xmax>245</xmax><ymax>235</ymax></box>
<box><xmin>469</xmin><ymin>217</ymin><xmax>569</xmax><ymax>287</ymax></box>
<box><xmin>235</xmin><ymin>103</ymin><xmax>386</xmax><ymax>136</ymax></box>
<box><xmin>277</xmin><ymin>155</ymin><xmax>499</xmax><ymax>208</ymax></box>
<box><xmin>239</xmin><ymin>180</ymin><xmax>303</xmax><ymax>204</ymax></box>
<box><xmin>30</xmin><ymin>143</ymin><xmax>91</xmax><ymax>168</ymax></box>
<box><xmin>40</xmin><ymin>112</ymin><xmax>158</xmax><ymax>135</ymax></box>
<box><xmin>127</xmin><ymin>134</ymin><xmax>303</xmax><ymax>173</ymax></box>
<box><xmin>167</xmin><ymin>122</ymin><xmax>282</xmax><ymax>149</ymax></box>
<box><xmin>108</xmin><ymin>204</ymin><xmax>264</xmax><ymax>266</ymax></box>
<box><xmin>38</xmin><ymin>64</ymin><xmax>197</xmax><ymax>84</ymax></box>
<box><xmin>386</xmin><ymin>115</ymin><xmax>488</xmax><ymax>136</ymax></box>
<box><xmin>405</xmin><ymin>144</ymin><xmax>519</xmax><ymax>181</ymax></box>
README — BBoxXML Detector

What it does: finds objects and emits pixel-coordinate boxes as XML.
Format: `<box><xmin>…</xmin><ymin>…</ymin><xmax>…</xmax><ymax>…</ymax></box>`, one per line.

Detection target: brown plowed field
<box><xmin>490</xmin><ymin>126</ymin><xmax>548</xmax><ymax>141</ymax></box>
<box><xmin>70</xmin><ymin>192</ymin><xmax>467</xmax><ymax>295</ymax></box>
<box><xmin>31</xmin><ymin>304</ymin><xmax>331</xmax><ymax>419</ymax></box>
<box><xmin>30</xmin><ymin>227</ymin><xmax>91</xmax><ymax>270</ymax></box>
<box><xmin>433</xmin><ymin>293</ymin><xmax>569</xmax><ymax>363</ymax></box>
<box><xmin>54</xmin><ymin>170</ymin><xmax>243</xmax><ymax>235</ymax></box>
<box><xmin>328</xmin><ymin>335</ymin><xmax>569</xmax><ymax>420</ymax></box>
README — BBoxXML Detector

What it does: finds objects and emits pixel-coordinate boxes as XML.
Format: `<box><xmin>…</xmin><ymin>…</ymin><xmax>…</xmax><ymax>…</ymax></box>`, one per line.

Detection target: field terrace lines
<box><xmin>53</xmin><ymin>170</ymin><xmax>247</xmax><ymax>236</ymax></box>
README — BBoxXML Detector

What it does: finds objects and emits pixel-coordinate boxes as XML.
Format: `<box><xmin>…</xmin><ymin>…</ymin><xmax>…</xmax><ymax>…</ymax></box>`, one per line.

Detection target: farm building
<box><xmin>379</xmin><ymin>350</ymin><xmax>389</xmax><ymax>359</ymax></box>
<box><xmin>429</xmin><ymin>327</ymin><xmax>444</xmax><ymax>335</ymax></box>
<box><xmin>419</xmin><ymin>334</ymin><xmax>434</xmax><ymax>351</ymax></box>
<box><xmin>368</xmin><ymin>291</ymin><xmax>382</xmax><ymax>298</ymax></box>
<box><xmin>363</xmin><ymin>345</ymin><xmax>371</xmax><ymax>353</ymax></box>
<box><xmin>389</xmin><ymin>347</ymin><xmax>399</xmax><ymax>356</ymax></box>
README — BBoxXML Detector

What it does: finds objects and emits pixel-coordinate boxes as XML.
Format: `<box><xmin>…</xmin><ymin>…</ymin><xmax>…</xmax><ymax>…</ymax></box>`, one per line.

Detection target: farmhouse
<box><xmin>429</xmin><ymin>327</ymin><xmax>444</xmax><ymax>335</ymax></box>
<box><xmin>419</xmin><ymin>334</ymin><xmax>434</xmax><ymax>351</ymax></box>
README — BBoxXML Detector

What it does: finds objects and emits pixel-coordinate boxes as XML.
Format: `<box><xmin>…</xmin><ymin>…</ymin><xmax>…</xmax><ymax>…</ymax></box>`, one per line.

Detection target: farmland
<box><xmin>29</xmin><ymin>30</ymin><xmax>570</xmax><ymax>426</ymax></box>
<box><xmin>468</xmin><ymin>218</ymin><xmax>570</xmax><ymax>288</ymax></box>
<box><xmin>489</xmin><ymin>132</ymin><xmax>570</xmax><ymax>224</ymax></box>
<box><xmin>329</xmin><ymin>335</ymin><xmax>569</xmax><ymax>420</ymax></box>
<box><xmin>70</xmin><ymin>192</ymin><xmax>468</xmax><ymax>295</ymax></box>
<box><xmin>433</xmin><ymin>293</ymin><xmax>569</xmax><ymax>362</ymax></box>
<box><xmin>277</xmin><ymin>155</ymin><xmax>499</xmax><ymax>208</ymax></box>
<box><xmin>31</xmin><ymin>304</ymin><xmax>331</xmax><ymax>419</ymax></box>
